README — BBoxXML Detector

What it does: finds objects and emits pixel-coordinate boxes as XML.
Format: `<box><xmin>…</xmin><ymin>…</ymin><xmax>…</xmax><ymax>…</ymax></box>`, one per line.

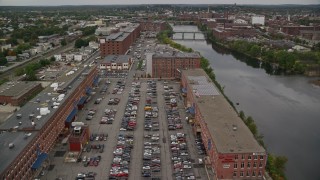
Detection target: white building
<box><xmin>54</xmin><ymin>54</ymin><xmax>62</xmax><ymax>61</ymax></box>
<box><xmin>6</xmin><ymin>56</ymin><xmax>17</xmax><ymax>61</ymax></box>
<box><xmin>234</xmin><ymin>19</ymin><xmax>248</xmax><ymax>24</ymax></box>
<box><xmin>100</xmin><ymin>55</ymin><xmax>131</xmax><ymax>71</ymax></box>
<box><xmin>65</xmin><ymin>54</ymin><xmax>74</xmax><ymax>61</ymax></box>
<box><xmin>251</xmin><ymin>15</ymin><xmax>265</xmax><ymax>26</ymax></box>
<box><xmin>0</xmin><ymin>44</ymin><xmax>11</xmax><ymax>51</ymax></box>
<box><xmin>74</xmin><ymin>54</ymin><xmax>83</xmax><ymax>61</ymax></box>
<box><xmin>89</xmin><ymin>41</ymin><xmax>99</xmax><ymax>49</ymax></box>
<box><xmin>29</xmin><ymin>48</ymin><xmax>38</xmax><ymax>56</ymax></box>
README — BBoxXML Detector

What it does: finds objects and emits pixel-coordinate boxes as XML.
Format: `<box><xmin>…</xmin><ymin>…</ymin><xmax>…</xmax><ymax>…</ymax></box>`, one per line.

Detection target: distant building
<box><xmin>282</xmin><ymin>26</ymin><xmax>320</xmax><ymax>40</ymax></box>
<box><xmin>212</xmin><ymin>26</ymin><xmax>258</xmax><ymax>40</ymax></box>
<box><xmin>251</xmin><ymin>15</ymin><xmax>265</xmax><ymax>26</ymax></box>
<box><xmin>181</xmin><ymin>69</ymin><xmax>266</xmax><ymax>180</ymax></box>
<box><xmin>38</xmin><ymin>34</ymin><xmax>59</xmax><ymax>43</ymax></box>
<box><xmin>99</xmin><ymin>23</ymin><xmax>141</xmax><ymax>57</ymax></box>
<box><xmin>5</xmin><ymin>56</ymin><xmax>17</xmax><ymax>62</ymax></box>
<box><xmin>140</xmin><ymin>20</ymin><xmax>167</xmax><ymax>32</ymax></box>
<box><xmin>150</xmin><ymin>51</ymin><xmax>201</xmax><ymax>78</ymax></box>
<box><xmin>74</xmin><ymin>54</ymin><xmax>83</xmax><ymax>61</ymax></box>
<box><xmin>54</xmin><ymin>54</ymin><xmax>62</xmax><ymax>61</ymax></box>
<box><xmin>89</xmin><ymin>41</ymin><xmax>99</xmax><ymax>49</ymax></box>
<box><xmin>95</xmin><ymin>27</ymin><xmax>119</xmax><ymax>36</ymax></box>
<box><xmin>99</xmin><ymin>55</ymin><xmax>132</xmax><ymax>71</ymax></box>
<box><xmin>0</xmin><ymin>44</ymin><xmax>11</xmax><ymax>51</ymax></box>
<box><xmin>0</xmin><ymin>81</ymin><xmax>43</xmax><ymax>106</ymax></box>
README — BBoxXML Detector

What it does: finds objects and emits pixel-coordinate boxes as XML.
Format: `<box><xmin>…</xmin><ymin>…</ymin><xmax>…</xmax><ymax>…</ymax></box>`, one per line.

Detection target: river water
<box><xmin>173</xmin><ymin>25</ymin><xmax>320</xmax><ymax>180</ymax></box>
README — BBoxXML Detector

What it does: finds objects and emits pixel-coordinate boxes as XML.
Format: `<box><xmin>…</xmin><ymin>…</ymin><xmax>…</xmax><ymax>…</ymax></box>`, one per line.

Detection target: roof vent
<box><xmin>16</xmin><ymin>114</ymin><xmax>22</xmax><ymax>119</ymax></box>
<box><xmin>232</xmin><ymin>125</ymin><xmax>238</xmax><ymax>131</ymax></box>
<box><xmin>74</xmin><ymin>126</ymin><xmax>82</xmax><ymax>134</ymax></box>
<box><xmin>29</xmin><ymin>114</ymin><xmax>35</xmax><ymax>120</ymax></box>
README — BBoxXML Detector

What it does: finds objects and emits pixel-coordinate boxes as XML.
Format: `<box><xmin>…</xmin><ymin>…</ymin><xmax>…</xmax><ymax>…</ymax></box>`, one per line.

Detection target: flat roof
<box><xmin>102</xmin><ymin>55</ymin><xmax>131</xmax><ymax>64</ymax></box>
<box><xmin>153</xmin><ymin>51</ymin><xmax>200</xmax><ymax>59</ymax></box>
<box><xmin>120</xmin><ymin>23</ymin><xmax>140</xmax><ymax>33</ymax></box>
<box><xmin>0</xmin><ymin>63</ymin><xmax>97</xmax><ymax>174</ymax></box>
<box><xmin>106</xmin><ymin>32</ymin><xmax>130</xmax><ymax>42</ymax></box>
<box><xmin>182</xmin><ymin>69</ymin><xmax>265</xmax><ymax>154</ymax></box>
<box><xmin>0</xmin><ymin>81</ymin><xmax>41</xmax><ymax>98</ymax></box>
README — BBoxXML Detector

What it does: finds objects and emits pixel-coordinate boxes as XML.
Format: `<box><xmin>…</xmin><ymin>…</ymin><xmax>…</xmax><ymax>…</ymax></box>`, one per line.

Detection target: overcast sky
<box><xmin>0</xmin><ymin>0</ymin><xmax>319</xmax><ymax>6</ymax></box>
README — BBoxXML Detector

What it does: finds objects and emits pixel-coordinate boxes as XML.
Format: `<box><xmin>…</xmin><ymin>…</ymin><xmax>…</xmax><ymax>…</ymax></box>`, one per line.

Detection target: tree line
<box><xmin>198</xmin><ymin>24</ymin><xmax>320</xmax><ymax>75</ymax></box>
<box><xmin>15</xmin><ymin>58</ymin><xmax>54</xmax><ymax>81</ymax></box>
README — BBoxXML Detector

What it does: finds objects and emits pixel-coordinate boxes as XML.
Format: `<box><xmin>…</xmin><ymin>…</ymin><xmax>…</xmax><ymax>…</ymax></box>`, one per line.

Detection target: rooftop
<box><xmin>106</xmin><ymin>32</ymin><xmax>130</xmax><ymax>42</ymax></box>
<box><xmin>102</xmin><ymin>55</ymin><xmax>131</xmax><ymax>64</ymax></box>
<box><xmin>153</xmin><ymin>51</ymin><xmax>200</xmax><ymax>59</ymax></box>
<box><xmin>182</xmin><ymin>69</ymin><xmax>265</xmax><ymax>154</ymax></box>
<box><xmin>0</xmin><ymin>63</ymin><xmax>97</xmax><ymax>174</ymax></box>
<box><xmin>0</xmin><ymin>81</ymin><xmax>41</xmax><ymax>98</ymax></box>
<box><xmin>120</xmin><ymin>23</ymin><xmax>140</xmax><ymax>33</ymax></box>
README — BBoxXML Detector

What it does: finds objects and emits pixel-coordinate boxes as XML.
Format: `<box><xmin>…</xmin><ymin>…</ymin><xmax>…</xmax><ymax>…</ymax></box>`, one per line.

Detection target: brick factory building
<box><xmin>99</xmin><ymin>23</ymin><xmax>141</xmax><ymax>57</ymax></box>
<box><xmin>147</xmin><ymin>51</ymin><xmax>201</xmax><ymax>78</ymax></box>
<box><xmin>140</xmin><ymin>20</ymin><xmax>167</xmax><ymax>32</ymax></box>
<box><xmin>0</xmin><ymin>65</ymin><xmax>98</xmax><ymax>179</ymax></box>
<box><xmin>281</xmin><ymin>25</ymin><xmax>320</xmax><ymax>36</ymax></box>
<box><xmin>181</xmin><ymin>69</ymin><xmax>266</xmax><ymax>179</ymax></box>
<box><xmin>99</xmin><ymin>55</ymin><xmax>132</xmax><ymax>71</ymax></box>
<box><xmin>0</xmin><ymin>81</ymin><xmax>43</xmax><ymax>106</ymax></box>
<box><xmin>212</xmin><ymin>26</ymin><xmax>258</xmax><ymax>40</ymax></box>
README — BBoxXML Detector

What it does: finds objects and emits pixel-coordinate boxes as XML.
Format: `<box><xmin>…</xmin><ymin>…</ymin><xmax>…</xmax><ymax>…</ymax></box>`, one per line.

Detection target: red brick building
<box><xmin>69</xmin><ymin>126</ymin><xmax>90</xmax><ymax>152</ymax></box>
<box><xmin>100</xmin><ymin>23</ymin><xmax>141</xmax><ymax>57</ymax></box>
<box><xmin>140</xmin><ymin>20</ymin><xmax>167</xmax><ymax>32</ymax></box>
<box><xmin>212</xmin><ymin>26</ymin><xmax>258</xmax><ymax>40</ymax></box>
<box><xmin>150</xmin><ymin>52</ymin><xmax>201</xmax><ymax>78</ymax></box>
<box><xmin>281</xmin><ymin>25</ymin><xmax>320</xmax><ymax>36</ymax></box>
<box><xmin>0</xmin><ymin>82</ymin><xmax>43</xmax><ymax>106</ymax></box>
<box><xmin>0</xmin><ymin>66</ymin><xmax>98</xmax><ymax>179</ymax></box>
<box><xmin>181</xmin><ymin>69</ymin><xmax>266</xmax><ymax>180</ymax></box>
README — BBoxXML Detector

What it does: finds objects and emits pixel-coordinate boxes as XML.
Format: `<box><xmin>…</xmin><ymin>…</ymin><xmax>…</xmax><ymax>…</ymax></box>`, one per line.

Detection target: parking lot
<box><xmin>44</xmin><ymin>36</ymin><xmax>209</xmax><ymax>180</ymax></box>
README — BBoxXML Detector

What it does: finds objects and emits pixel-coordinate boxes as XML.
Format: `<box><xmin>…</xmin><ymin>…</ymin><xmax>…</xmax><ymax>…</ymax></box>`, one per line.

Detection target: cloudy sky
<box><xmin>0</xmin><ymin>0</ymin><xmax>319</xmax><ymax>6</ymax></box>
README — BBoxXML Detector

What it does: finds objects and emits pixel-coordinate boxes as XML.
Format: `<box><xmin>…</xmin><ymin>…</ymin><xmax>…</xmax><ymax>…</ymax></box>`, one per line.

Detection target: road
<box><xmin>0</xmin><ymin>39</ymin><xmax>76</xmax><ymax>80</ymax></box>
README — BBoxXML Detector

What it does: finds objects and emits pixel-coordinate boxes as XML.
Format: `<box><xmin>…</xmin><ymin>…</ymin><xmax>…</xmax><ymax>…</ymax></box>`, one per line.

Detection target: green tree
<box><xmin>0</xmin><ymin>54</ymin><xmax>8</xmax><ymax>66</ymax></box>
<box><xmin>249</xmin><ymin>45</ymin><xmax>260</xmax><ymax>57</ymax></box>
<box><xmin>75</xmin><ymin>38</ymin><xmax>89</xmax><ymax>48</ymax></box>
<box><xmin>239</xmin><ymin>111</ymin><xmax>245</xmax><ymax>120</ymax></box>
<box><xmin>267</xmin><ymin>154</ymin><xmax>288</xmax><ymax>180</ymax></box>
<box><xmin>61</xmin><ymin>39</ymin><xmax>67</xmax><ymax>46</ymax></box>
<box><xmin>15</xmin><ymin>67</ymin><xmax>25</xmax><ymax>76</ymax></box>
<box><xmin>25</xmin><ymin>70</ymin><xmax>37</xmax><ymax>81</ymax></box>
<box><xmin>276</xmin><ymin>51</ymin><xmax>297</xmax><ymax>70</ymax></box>
<box><xmin>50</xmin><ymin>56</ymin><xmax>56</xmax><ymax>62</ymax></box>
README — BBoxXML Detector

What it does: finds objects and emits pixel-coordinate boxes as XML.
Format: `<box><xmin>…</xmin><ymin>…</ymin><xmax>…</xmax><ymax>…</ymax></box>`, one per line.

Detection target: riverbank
<box><xmin>198</xmin><ymin>24</ymin><xmax>320</xmax><ymax>77</ymax></box>
<box><xmin>310</xmin><ymin>79</ymin><xmax>320</xmax><ymax>87</ymax></box>
<box><xmin>159</xmin><ymin>28</ymin><xmax>288</xmax><ymax>180</ymax></box>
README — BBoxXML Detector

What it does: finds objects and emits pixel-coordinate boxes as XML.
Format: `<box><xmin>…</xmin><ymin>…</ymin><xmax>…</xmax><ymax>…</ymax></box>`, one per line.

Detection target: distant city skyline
<box><xmin>0</xmin><ymin>0</ymin><xmax>319</xmax><ymax>6</ymax></box>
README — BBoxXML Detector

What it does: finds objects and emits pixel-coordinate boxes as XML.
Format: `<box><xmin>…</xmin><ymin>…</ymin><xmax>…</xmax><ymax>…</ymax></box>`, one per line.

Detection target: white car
<box><xmin>142</xmin><ymin>166</ymin><xmax>150</xmax><ymax>170</ymax></box>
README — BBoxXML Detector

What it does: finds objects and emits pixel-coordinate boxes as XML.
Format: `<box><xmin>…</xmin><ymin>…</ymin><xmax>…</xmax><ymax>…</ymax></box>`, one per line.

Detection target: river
<box><xmin>173</xmin><ymin>25</ymin><xmax>320</xmax><ymax>180</ymax></box>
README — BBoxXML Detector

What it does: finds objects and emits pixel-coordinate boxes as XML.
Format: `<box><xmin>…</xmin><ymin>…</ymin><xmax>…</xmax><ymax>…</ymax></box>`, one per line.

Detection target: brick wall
<box><xmin>2</xmin><ymin>67</ymin><xmax>98</xmax><ymax>179</ymax></box>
